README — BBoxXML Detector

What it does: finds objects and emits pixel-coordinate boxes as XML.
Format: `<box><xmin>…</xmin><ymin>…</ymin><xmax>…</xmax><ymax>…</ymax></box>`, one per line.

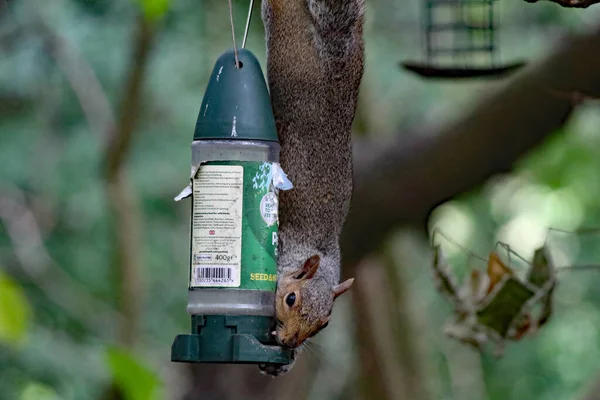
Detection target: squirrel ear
<box><xmin>294</xmin><ymin>255</ymin><xmax>320</xmax><ymax>280</ymax></box>
<box><xmin>333</xmin><ymin>278</ymin><xmax>354</xmax><ymax>299</ymax></box>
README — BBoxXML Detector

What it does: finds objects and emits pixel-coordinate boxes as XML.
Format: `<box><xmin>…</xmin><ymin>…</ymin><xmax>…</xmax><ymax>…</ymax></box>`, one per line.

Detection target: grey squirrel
<box><xmin>258</xmin><ymin>0</ymin><xmax>365</xmax><ymax>376</ymax></box>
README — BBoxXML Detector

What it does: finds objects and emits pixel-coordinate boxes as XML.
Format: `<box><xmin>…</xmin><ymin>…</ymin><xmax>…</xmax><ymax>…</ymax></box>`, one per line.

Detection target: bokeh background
<box><xmin>2</xmin><ymin>0</ymin><xmax>600</xmax><ymax>399</ymax></box>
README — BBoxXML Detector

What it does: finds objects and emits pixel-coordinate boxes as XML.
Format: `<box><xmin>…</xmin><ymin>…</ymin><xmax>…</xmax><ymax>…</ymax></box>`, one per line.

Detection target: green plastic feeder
<box><xmin>171</xmin><ymin>49</ymin><xmax>292</xmax><ymax>366</ymax></box>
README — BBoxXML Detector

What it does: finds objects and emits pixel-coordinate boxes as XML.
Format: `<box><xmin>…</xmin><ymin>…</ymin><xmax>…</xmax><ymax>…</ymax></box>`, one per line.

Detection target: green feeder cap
<box><xmin>171</xmin><ymin>315</ymin><xmax>292</xmax><ymax>364</ymax></box>
<box><xmin>194</xmin><ymin>49</ymin><xmax>278</xmax><ymax>142</ymax></box>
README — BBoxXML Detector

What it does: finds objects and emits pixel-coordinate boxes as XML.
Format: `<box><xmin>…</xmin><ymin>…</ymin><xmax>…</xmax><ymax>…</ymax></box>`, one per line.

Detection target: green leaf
<box><xmin>134</xmin><ymin>0</ymin><xmax>170</xmax><ymax>21</ymax></box>
<box><xmin>20</xmin><ymin>382</ymin><xmax>61</xmax><ymax>400</ymax></box>
<box><xmin>105</xmin><ymin>346</ymin><xmax>163</xmax><ymax>400</ymax></box>
<box><xmin>0</xmin><ymin>271</ymin><xmax>31</xmax><ymax>347</ymax></box>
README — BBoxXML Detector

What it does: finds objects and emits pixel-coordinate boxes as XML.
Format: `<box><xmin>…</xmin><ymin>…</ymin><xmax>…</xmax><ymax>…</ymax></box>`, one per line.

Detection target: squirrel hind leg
<box><xmin>307</xmin><ymin>0</ymin><xmax>365</xmax><ymax>33</ymax></box>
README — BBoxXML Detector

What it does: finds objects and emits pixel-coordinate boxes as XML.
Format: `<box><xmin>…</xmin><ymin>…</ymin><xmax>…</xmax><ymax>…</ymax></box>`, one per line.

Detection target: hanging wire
<box><xmin>228</xmin><ymin>0</ymin><xmax>240</xmax><ymax>68</ymax></box>
<box><xmin>228</xmin><ymin>0</ymin><xmax>254</xmax><ymax>68</ymax></box>
<box><xmin>242</xmin><ymin>0</ymin><xmax>254</xmax><ymax>49</ymax></box>
<box><xmin>557</xmin><ymin>265</ymin><xmax>600</xmax><ymax>273</ymax></box>
<box><xmin>430</xmin><ymin>228</ymin><xmax>488</xmax><ymax>263</ymax></box>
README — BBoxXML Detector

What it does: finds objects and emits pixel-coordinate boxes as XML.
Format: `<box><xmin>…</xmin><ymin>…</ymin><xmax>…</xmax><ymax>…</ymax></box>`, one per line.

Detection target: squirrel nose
<box><xmin>275</xmin><ymin>332</ymin><xmax>293</xmax><ymax>348</ymax></box>
<box><xmin>282</xmin><ymin>334</ymin><xmax>305</xmax><ymax>349</ymax></box>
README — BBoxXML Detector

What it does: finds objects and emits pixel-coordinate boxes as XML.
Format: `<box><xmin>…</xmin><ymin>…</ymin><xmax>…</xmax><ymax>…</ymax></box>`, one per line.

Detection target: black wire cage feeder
<box><xmin>401</xmin><ymin>0</ymin><xmax>526</xmax><ymax>79</ymax></box>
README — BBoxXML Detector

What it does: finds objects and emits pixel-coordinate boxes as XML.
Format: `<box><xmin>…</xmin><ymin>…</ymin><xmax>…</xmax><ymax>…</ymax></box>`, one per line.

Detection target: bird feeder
<box><xmin>401</xmin><ymin>0</ymin><xmax>525</xmax><ymax>79</ymax></box>
<box><xmin>171</xmin><ymin>48</ymin><xmax>293</xmax><ymax>366</ymax></box>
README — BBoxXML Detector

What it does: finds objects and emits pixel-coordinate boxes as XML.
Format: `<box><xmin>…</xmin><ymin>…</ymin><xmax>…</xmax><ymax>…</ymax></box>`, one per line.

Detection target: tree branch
<box><xmin>0</xmin><ymin>189</ymin><xmax>121</xmax><ymax>335</ymax></box>
<box><xmin>350</xmin><ymin>258</ymin><xmax>393</xmax><ymax>400</ymax></box>
<box><xmin>575</xmin><ymin>374</ymin><xmax>600</xmax><ymax>400</ymax></box>
<box><xmin>35</xmin><ymin>18</ymin><xmax>116</xmax><ymax>138</ymax></box>
<box><xmin>342</xmin><ymin>24</ymin><xmax>600</xmax><ymax>266</ymax></box>
<box><xmin>104</xmin><ymin>16</ymin><xmax>156</xmax><ymax>348</ymax></box>
<box><xmin>379</xmin><ymin>247</ymin><xmax>429</xmax><ymax>400</ymax></box>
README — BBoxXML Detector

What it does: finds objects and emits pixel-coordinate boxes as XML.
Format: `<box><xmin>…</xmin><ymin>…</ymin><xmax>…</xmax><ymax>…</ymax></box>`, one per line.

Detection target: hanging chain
<box><xmin>228</xmin><ymin>0</ymin><xmax>254</xmax><ymax>68</ymax></box>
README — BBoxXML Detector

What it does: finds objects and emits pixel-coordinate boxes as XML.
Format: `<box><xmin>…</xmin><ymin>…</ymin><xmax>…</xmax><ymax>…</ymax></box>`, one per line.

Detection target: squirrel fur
<box><xmin>258</xmin><ymin>0</ymin><xmax>365</xmax><ymax>376</ymax></box>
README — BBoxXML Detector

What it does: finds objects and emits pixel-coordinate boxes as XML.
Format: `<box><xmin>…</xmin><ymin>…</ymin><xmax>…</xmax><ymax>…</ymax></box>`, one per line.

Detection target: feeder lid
<box><xmin>194</xmin><ymin>49</ymin><xmax>278</xmax><ymax>142</ymax></box>
<box><xmin>171</xmin><ymin>315</ymin><xmax>292</xmax><ymax>364</ymax></box>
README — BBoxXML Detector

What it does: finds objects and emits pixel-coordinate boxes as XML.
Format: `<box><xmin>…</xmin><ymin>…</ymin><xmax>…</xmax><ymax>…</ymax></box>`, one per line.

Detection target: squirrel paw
<box><xmin>258</xmin><ymin>351</ymin><xmax>297</xmax><ymax>377</ymax></box>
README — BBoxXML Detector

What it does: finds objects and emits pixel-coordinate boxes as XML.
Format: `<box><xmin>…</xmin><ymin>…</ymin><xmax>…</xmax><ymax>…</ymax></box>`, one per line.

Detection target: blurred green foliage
<box><xmin>0</xmin><ymin>271</ymin><xmax>30</xmax><ymax>347</ymax></box>
<box><xmin>20</xmin><ymin>382</ymin><xmax>60</xmax><ymax>400</ymax></box>
<box><xmin>105</xmin><ymin>346</ymin><xmax>163</xmax><ymax>400</ymax></box>
<box><xmin>2</xmin><ymin>0</ymin><xmax>600</xmax><ymax>399</ymax></box>
<box><xmin>135</xmin><ymin>0</ymin><xmax>171</xmax><ymax>21</ymax></box>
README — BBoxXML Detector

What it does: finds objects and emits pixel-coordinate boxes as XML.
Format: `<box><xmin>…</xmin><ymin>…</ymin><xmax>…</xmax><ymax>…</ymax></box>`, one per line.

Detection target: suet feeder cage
<box><xmin>401</xmin><ymin>0</ymin><xmax>525</xmax><ymax>79</ymax></box>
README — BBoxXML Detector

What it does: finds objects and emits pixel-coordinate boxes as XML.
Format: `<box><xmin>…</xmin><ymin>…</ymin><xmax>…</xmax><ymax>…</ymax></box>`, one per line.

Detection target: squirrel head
<box><xmin>274</xmin><ymin>254</ymin><xmax>354</xmax><ymax>348</ymax></box>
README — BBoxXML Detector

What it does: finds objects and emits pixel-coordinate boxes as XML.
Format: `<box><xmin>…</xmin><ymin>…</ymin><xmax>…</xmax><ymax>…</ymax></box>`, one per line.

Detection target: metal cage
<box><xmin>401</xmin><ymin>0</ymin><xmax>525</xmax><ymax>79</ymax></box>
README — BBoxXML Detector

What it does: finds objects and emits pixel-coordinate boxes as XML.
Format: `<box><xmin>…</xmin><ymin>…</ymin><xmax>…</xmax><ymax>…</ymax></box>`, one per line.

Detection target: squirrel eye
<box><xmin>285</xmin><ymin>292</ymin><xmax>296</xmax><ymax>307</ymax></box>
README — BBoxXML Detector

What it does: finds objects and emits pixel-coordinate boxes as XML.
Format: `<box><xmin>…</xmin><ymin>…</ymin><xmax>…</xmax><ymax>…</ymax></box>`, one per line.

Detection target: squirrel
<box><xmin>258</xmin><ymin>0</ymin><xmax>365</xmax><ymax>376</ymax></box>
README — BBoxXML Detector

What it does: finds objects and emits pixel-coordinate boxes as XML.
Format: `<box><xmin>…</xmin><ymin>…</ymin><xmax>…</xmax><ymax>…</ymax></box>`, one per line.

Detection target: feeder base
<box><xmin>400</xmin><ymin>61</ymin><xmax>526</xmax><ymax>79</ymax></box>
<box><xmin>171</xmin><ymin>314</ymin><xmax>292</xmax><ymax>365</ymax></box>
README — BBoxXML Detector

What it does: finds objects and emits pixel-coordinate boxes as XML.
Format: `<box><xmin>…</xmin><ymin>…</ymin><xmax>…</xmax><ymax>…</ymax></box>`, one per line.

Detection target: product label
<box><xmin>190</xmin><ymin>161</ymin><xmax>279</xmax><ymax>291</ymax></box>
<box><xmin>260</xmin><ymin>192</ymin><xmax>278</xmax><ymax>226</ymax></box>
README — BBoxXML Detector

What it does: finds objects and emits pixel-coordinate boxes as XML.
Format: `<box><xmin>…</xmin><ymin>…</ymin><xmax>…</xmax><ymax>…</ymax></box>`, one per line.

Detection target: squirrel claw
<box><xmin>258</xmin><ymin>350</ymin><xmax>297</xmax><ymax>377</ymax></box>
<box><xmin>258</xmin><ymin>361</ymin><xmax>295</xmax><ymax>377</ymax></box>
